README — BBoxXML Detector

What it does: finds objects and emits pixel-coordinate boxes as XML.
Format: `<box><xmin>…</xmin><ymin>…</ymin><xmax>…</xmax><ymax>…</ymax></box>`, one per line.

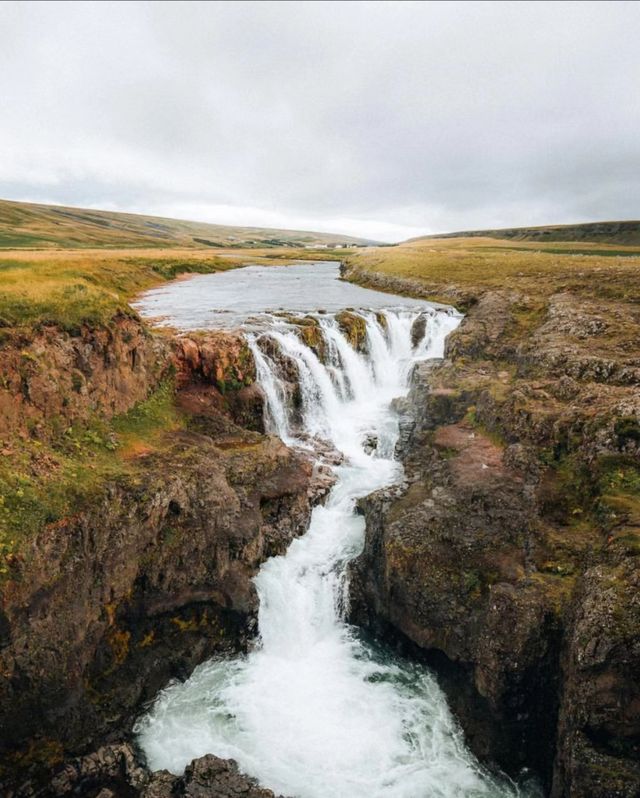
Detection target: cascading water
<box><xmin>135</xmin><ymin>307</ymin><xmax>537</xmax><ymax>798</ymax></box>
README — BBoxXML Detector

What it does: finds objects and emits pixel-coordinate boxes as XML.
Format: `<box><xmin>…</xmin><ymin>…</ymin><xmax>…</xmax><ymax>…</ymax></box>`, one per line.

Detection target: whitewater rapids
<box><xmin>135</xmin><ymin>307</ymin><xmax>536</xmax><ymax>798</ymax></box>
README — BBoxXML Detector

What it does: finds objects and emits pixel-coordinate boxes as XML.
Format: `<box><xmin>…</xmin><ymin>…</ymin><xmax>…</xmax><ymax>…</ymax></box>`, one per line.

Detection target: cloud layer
<box><xmin>1</xmin><ymin>1</ymin><xmax>639</xmax><ymax>241</ymax></box>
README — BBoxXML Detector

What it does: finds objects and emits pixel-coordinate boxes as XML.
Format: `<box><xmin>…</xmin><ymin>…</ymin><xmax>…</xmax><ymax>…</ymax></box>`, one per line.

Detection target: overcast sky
<box><xmin>1</xmin><ymin>1</ymin><xmax>639</xmax><ymax>242</ymax></box>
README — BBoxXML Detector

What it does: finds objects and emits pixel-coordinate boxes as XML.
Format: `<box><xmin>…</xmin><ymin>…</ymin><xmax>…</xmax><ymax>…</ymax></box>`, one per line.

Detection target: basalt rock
<box><xmin>14</xmin><ymin>742</ymin><xmax>286</xmax><ymax>798</ymax></box>
<box><xmin>349</xmin><ymin>287</ymin><xmax>640</xmax><ymax>797</ymax></box>
<box><xmin>0</xmin><ymin>317</ymin><xmax>319</xmax><ymax>794</ymax></box>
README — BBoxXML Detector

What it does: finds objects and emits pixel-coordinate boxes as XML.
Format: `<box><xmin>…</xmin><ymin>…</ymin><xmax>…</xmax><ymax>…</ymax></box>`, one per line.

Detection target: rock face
<box><xmin>0</xmin><ymin>320</ymin><xmax>317</xmax><ymax>793</ymax></box>
<box><xmin>0</xmin><ymin>314</ymin><xmax>169</xmax><ymax>441</ymax></box>
<box><xmin>350</xmin><ymin>289</ymin><xmax>640</xmax><ymax>797</ymax></box>
<box><xmin>11</xmin><ymin>742</ymin><xmax>285</xmax><ymax>797</ymax></box>
<box><xmin>173</xmin><ymin>331</ymin><xmax>264</xmax><ymax>430</ymax></box>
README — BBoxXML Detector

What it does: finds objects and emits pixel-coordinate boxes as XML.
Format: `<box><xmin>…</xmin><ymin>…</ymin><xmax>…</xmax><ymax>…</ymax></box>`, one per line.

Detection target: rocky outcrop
<box><xmin>173</xmin><ymin>331</ymin><xmax>264</xmax><ymax>430</ymax></box>
<box><xmin>28</xmin><ymin>743</ymin><xmax>285</xmax><ymax>798</ymax></box>
<box><xmin>340</xmin><ymin>260</ymin><xmax>478</xmax><ymax>311</ymax></box>
<box><xmin>0</xmin><ymin>317</ymin><xmax>321</xmax><ymax>793</ymax></box>
<box><xmin>349</xmin><ymin>288</ymin><xmax>640</xmax><ymax>797</ymax></box>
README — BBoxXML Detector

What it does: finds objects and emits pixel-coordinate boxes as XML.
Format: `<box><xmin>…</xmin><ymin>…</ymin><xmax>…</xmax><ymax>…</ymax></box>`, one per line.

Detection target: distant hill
<box><xmin>0</xmin><ymin>198</ymin><xmax>375</xmax><ymax>249</ymax></box>
<box><xmin>416</xmin><ymin>221</ymin><xmax>640</xmax><ymax>246</ymax></box>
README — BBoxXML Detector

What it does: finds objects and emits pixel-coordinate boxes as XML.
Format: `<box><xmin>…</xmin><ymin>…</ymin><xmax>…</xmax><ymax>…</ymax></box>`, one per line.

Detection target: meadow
<box><xmin>343</xmin><ymin>235</ymin><xmax>640</xmax><ymax>307</ymax></box>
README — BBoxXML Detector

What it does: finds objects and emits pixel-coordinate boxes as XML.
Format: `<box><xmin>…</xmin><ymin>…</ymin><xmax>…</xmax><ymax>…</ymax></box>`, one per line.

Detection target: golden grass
<box><xmin>0</xmin><ymin>247</ymin><xmax>340</xmax><ymax>330</ymax></box>
<box><xmin>0</xmin><ymin>245</ymin><xmax>349</xmax><ymax>330</ymax></box>
<box><xmin>344</xmin><ymin>236</ymin><xmax>640</xmax><ymax>305</ymax></box>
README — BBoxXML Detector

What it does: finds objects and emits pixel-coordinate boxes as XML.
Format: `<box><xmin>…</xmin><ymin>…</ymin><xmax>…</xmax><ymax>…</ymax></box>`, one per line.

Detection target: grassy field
<box><xmin>343</xmin><ymin>235</ymin><xmax>640</xmax><ymax>308</ymax></box>
<box><xmin>0</xmin><ymin>246</ymin><xmax>345</xmax><ymax>330</ymax></box>
<box><xmin>0</xmin><ymin>248</ymin><xmax>258</xmax><ymax>330</ymax></box>
<box><xmin>0</xmin><ymin>198</ymin><xmax>374</xmax><ymax>250</ymax></box>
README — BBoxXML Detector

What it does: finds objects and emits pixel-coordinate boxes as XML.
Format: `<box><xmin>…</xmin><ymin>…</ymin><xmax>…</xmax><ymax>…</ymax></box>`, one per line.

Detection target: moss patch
<box><xmin>0</xmin><ymin>379</ymin><xmax>184</xmax><ymax>576</ymax></box>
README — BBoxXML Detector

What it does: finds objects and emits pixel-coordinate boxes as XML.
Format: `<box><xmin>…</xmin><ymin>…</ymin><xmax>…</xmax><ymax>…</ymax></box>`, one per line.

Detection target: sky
<box><xmin>1</xmin><ymin>1</ymin><xmax>639</xmax><ymax>242</ymax></box>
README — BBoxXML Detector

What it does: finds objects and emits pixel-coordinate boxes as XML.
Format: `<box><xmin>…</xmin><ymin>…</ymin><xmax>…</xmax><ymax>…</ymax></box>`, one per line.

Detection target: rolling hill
<box><xmin>416</xmin><ymin>220</ymin><xmax>640</xmax><ymax>246</ymax></box>
<box><xmin>0</xmin><ymin>198</ymin><xmax>375</xmax><ymax>249</ymax></box>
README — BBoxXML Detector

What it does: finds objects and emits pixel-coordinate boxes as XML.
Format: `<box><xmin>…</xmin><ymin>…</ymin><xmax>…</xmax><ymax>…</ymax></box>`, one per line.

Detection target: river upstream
<box><xmin>133</xmin><ymin>263</ymin><xmax>538</xmax><ymax>798</ymax></box>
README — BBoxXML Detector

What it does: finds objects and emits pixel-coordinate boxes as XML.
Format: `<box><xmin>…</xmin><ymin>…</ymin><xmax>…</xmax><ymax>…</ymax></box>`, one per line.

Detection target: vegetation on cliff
<box><xmin>0</xmin><ymin>378</ymin><xmax>181</xmax><ymax>572</ymax></box>
<box><xmin>345</xmin><ymin>234</ymin><xmax>640</xmax><ymax>796</ymax></box>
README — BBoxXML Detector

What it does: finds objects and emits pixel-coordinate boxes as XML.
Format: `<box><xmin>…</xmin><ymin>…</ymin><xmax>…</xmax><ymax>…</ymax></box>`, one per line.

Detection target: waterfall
<box><xmin>247</xmin><ymin>335</ymin><xmax>292</xmax><ymax>443</ymax></box>
<box><xmin>136</xmin><ymin>308</ymin><xmax>535</xmax><ymax>798</ymax></box>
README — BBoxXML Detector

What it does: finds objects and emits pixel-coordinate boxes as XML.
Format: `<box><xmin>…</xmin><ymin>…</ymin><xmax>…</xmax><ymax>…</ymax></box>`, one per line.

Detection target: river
<box><xmin>133</xmin><ymin>262</ymin><xmax>538</xmax><ymax>798</ymax></box>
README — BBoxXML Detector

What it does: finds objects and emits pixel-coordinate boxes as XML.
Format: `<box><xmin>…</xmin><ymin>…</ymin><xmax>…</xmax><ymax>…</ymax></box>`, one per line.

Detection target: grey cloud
<box><xmin>0</xmin><ymin>0</ymin><xmax>638</xmax><ymax>240</ymax></box>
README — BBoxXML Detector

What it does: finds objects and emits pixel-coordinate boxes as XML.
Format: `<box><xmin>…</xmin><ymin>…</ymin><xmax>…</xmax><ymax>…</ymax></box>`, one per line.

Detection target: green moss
<box><xmin>614</xmin><ymin>416</ymin><xmax>640</xmax><ymax>447</ymax></box>
<box><xmin>596</xmin><ymin>456</ymin><xmax>640</xmax><ymax>534</ymax></box>
<box><xmin>0</xmin><ymin>379</ymin><xmax>183</xmax><ymax>576</ymax></box>
<box><xmin>335</xmin><ymin>310</ymin><xmax>368</xmax><ymax>350</ymax></box>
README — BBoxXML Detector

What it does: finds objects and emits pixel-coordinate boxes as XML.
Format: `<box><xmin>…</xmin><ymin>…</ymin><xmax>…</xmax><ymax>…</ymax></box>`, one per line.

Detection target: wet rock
<box><xmin>410</xmin><ymin>314</ymin><xmax>427</xmax><ymax>348</ymax></box>
<box><xmin>335</xmin><ymin>310</ymin><xmax>368</xmax><ymax>352</ymax></box>
<box><xmin>48</xmin><ymin>743</ymin><xmax>149</xmax><ymax>795</ymax></box>
<box><xmin>309</xmin><ymin>462</ymin><xmax>337</xmax><ymax>501</ymax></box>
<box><xmin>142</xmin><ymin>771</ymin><xmax>180</xmax><ymax>798</ymax></box>
<box><xmin>33</xmin><ymin>745</ymin><xmax>285</xmax><ymax>798</ymax></box>
<box><xmin>182</xmin><ymin>755</ymin><xmax>283</xmax><ymax>798</ymax></box>
<box><xmin>363</xmin><ymin>433</ymin><xmax>378</xmax><ymax>454</ymax></box>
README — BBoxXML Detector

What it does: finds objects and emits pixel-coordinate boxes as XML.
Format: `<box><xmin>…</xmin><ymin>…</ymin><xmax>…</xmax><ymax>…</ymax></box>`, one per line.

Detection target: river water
<box><xmin>134</xmin><ymin>262</ymin><xmax>538</xmax><ymax>798</ymax></box>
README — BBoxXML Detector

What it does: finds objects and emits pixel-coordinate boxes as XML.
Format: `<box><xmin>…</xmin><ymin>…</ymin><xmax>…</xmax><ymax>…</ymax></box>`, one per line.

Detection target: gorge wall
<box><xmin>346</xmin><ymin>276</ymin><xmax>640</xmax><ymax>797</ymax></box>
<box><xmin>0</xmin><ymin>317</ymin><xmax>319</xmax><ymax>796</ymax></box>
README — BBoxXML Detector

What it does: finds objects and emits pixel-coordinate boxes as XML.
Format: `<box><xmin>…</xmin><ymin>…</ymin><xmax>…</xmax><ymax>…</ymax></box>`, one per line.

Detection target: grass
<box><xmin>343</xmin><ymin>236</ymin><xmax>640</xmax><ymax>308</ymax></box>
<box><xmin>0</xmin><ymin>248</ymin><xmax>254</xmax><ymax>329</ymax></box>
<box><xmin>0</xmin><ymin>380</ymin><xmax>184</xmax><ymax>573</ymax></box>
<box><xmin>0</xmin><ymin>246</ymin><xmax>350</xmax><ymax>330</ymax></box>
<box><xmin>0</xmin><ymin>197</ymin><xmax>373</xmax><ymax>250</ymax></box>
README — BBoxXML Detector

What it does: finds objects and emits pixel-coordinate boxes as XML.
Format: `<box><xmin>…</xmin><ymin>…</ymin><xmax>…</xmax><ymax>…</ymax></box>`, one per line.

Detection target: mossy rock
<box><xmin>335</xmin><ymin>310</ymin><xmax>368</xmax><ymax>352</ymax></box>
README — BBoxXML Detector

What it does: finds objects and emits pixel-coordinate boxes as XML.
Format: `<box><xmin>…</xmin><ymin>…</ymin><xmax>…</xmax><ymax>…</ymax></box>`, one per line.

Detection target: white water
<box><xmin>136</xmin><ymin>307</ymin><xmax>535</xmax><ymax>798</ymax></box>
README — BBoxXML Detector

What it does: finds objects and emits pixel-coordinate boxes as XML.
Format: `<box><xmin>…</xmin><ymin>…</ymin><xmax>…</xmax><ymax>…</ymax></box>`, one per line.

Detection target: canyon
<box><xmin>0</xmin><ymin>253</ymin><xmax>638</xmax><ymax>798</ymax></box>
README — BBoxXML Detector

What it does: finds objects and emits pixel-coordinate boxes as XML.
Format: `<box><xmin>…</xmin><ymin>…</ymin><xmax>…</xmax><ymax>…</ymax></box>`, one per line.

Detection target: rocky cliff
<box><xmin>349</xmin><ymin>285</ymin><xmax>640</xmax><ymax>796</ymax></box>
<box><xmin>0</xmin><ymin>318</ymin><xmax>318</xmax><ymax>795</ymax></box>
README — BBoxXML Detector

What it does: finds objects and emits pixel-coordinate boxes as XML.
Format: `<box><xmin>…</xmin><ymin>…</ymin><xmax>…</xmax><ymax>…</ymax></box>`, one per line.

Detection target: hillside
<box><xmin>343</xmin><ymin>234</ymin><xmax>640</xmax><ymax>311</ymax></box>
<box><xmin>0</xmin><ymin>198</ymin><xmax>375</xmax><ymax>249</ymax></box>
<box><xmin>416</xmin><ymin>220</ymin><xmax>640</xmax><ymax>246</ymax></box>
